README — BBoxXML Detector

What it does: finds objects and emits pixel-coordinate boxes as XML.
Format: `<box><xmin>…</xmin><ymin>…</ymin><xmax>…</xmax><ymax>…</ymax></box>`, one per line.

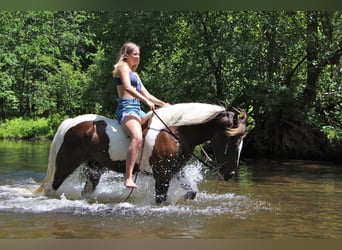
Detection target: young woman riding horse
<box><xmin>113</xmin><ymin>42</ymin><xmax>168</xmax><ymax>188</ymax></box>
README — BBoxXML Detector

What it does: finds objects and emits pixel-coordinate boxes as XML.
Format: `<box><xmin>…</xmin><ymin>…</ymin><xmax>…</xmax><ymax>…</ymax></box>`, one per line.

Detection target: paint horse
<box><xmin>34</xmin><ymin>103</ymin><xmax>247</xmax><ymax>204</ymax></box>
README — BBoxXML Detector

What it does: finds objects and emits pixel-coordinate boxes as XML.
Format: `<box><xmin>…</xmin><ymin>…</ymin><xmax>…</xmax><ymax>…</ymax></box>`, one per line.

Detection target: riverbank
<box><xmin>0</xmin><ymin>116</ymin><xmax>65</xmax><ymax>140</ymax></box>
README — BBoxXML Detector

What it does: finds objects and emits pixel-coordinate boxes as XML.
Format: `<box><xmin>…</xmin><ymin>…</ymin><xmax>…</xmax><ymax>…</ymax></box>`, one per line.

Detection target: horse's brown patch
<box><xmin>150</xmin><ymin>127</ymin><xmax>181</xmax><ymax>163</ymax></box>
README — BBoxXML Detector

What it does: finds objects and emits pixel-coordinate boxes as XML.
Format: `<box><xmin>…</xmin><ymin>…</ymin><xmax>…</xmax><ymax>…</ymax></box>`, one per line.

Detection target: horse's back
<box><xmin>53</xmin><ymin>114</ymin><xmax>107</xmax><ymax>151</ymax></box>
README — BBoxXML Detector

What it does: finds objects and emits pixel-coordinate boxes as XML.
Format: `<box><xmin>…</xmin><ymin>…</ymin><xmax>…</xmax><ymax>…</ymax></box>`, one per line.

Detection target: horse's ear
<box><xmin>226</xmin><ymin>110</ymin><xmax>248</xmax><ymax>137</ymax></box>
<box><xmin>231</xmin><ymin>108</ymin><xmax>247</xmax><ymax>124</ymax></box>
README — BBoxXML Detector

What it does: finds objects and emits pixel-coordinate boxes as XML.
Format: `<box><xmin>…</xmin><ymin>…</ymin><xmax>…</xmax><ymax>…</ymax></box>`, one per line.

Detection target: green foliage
<box><xmin>0</xmin><ymin>114</ymin><xmax>68</xmax><ymax>139</ymax></box>
<box><xmin>0</xmin><ymin>117</ymin><xmax>50</xmax><ymax>139</ymax></box>
<box><xmin>82</xmin><ymin>46</ymin><xmax>114</xmax><ymax>116</ymax></box>
<box><xmin>0</xmin><ymin>11</ymin><xmax>341</xmax><ymax>159</ymax></box>
<box><xmin>321</xmin><ymin>126</ymin><xmax>342</xmax><ymax>141</ymax></box>
<box><xmin>0</xmin><ymin>11</ymin><xmax>95</xmax><ymax>118</ymax></box>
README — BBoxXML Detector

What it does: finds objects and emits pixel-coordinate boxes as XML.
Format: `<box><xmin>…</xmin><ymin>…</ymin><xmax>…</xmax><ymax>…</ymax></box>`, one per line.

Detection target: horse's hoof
<box><xmin>155</xmin><ymin>194</ymin><xmax>168</xmax><ymax>205</ymax></box>
<box><xmin>184</xmin><ymin>191</ymin><xmax>197</xmax><ymax>200</ymax></box>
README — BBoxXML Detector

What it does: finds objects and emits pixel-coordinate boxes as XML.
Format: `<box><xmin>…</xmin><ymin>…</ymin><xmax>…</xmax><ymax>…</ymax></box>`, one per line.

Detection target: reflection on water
<box><xmin>0</xmin><ymin>140</ymin><xmax>341</xmax><ymax>238</ymax></box>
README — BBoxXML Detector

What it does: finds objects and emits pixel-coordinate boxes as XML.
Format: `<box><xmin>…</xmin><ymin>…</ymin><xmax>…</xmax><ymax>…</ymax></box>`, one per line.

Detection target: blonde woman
<box><xmin>113</xmin><ymin>42</ymin><xmax>167</xmax><ymax>188</ymax></box>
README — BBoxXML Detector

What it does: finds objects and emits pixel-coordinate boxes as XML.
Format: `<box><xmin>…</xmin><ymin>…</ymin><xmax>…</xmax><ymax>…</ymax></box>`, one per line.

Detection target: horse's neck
<box><xmin>178</xmin><ymin>123</ymin><xmax>214</xmax><ymax>148</ymax></box>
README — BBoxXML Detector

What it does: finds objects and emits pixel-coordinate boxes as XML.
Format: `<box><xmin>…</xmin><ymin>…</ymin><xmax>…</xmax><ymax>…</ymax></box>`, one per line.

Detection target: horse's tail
<box><xmin>15</xmin><ymin>136</ymin><xmax>58</xmax><ymax>196</ymax></box>
<box><xmin>32</xmin><ymin>118</ymin><xmax>72</xmax><ymax>195</ymax></box>
<box><xmin>32</xmin><ymin>136</ymin><xmax>58</xmax><ymax>194</ymax></box>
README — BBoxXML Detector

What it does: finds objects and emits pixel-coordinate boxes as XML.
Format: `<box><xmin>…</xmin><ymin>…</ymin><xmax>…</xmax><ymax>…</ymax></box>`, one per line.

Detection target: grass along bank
<box><xmin>0</xmin><ymin>115</ymin><xmax>66</xmax><ymax>140</ymax></box>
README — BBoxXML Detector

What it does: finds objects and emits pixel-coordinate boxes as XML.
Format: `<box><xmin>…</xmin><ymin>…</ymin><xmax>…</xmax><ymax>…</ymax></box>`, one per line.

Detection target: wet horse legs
<box><xmin>153</xmin><ymin>167</ymin><xmax>171</xmax><ymax>205</ymax></box>
<box><xmin>178</xmin><ymin>170</ymin><xmax>197</xmax><ymax>200</ymax></box>
<box><xmin>154</xmin><ymin>178</ymin><xmax>170</xmax><ymax>205</ymax></box>
<box><xmin>82</xmin><ymin>160</ymin><xmax>105</xmax><ymax>198</ymax></box>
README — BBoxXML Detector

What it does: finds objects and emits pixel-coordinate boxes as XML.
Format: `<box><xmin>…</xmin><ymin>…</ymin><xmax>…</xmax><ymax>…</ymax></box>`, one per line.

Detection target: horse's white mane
<box><xmin>152</xmin><ymin>103</ymin><xmax>226</xmax><ymax>126</ymax></box>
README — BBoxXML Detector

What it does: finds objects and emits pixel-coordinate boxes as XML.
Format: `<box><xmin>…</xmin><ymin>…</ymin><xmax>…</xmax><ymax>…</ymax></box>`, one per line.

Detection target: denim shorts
<box><xmin>116</xmin><ymin>98</ymin><xmax>146</xmax><ymax>124</ymax></box>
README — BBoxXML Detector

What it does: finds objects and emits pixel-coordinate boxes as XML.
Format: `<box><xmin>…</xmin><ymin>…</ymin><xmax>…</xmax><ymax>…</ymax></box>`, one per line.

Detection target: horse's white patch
<box><xmin>139</xmin><ymin>127</ymin><xmax>159</xmax><ymax>173</ymax></box>
<box><xmin>103</xmin><ymin>118</ymin><xmax>131</xmax><ymax>161</ymax></box>
<box><xmin>100</xmin><ymin>117</ymin><xmax>155</xmax><ymax>171</ymax></box>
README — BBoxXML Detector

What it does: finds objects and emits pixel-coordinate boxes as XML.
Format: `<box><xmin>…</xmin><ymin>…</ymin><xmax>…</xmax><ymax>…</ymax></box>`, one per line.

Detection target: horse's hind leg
<box><xmin>52</xmin><ymin>158</ymin><xmax>82</xmax><ymax>193</ymax></box>
<box><xmin>182</xmin><ymin>184</ymin><xmax>197</xmax><ymax>200</ymax></box>
<box><xmin>82</xmin><ymin>160</ymin><xmax>105</xmax><ymax>198</ymax></box>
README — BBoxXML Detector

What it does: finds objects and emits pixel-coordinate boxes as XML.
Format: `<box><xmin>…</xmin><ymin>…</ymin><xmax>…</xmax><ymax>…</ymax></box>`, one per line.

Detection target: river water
<box><xmin>0</xmin><ymin>140</ymin><xmax>341</xmax><ymax>239</ymax></box>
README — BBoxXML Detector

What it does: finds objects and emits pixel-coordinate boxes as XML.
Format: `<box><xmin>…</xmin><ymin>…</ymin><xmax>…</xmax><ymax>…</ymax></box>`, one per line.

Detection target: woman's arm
<box><xmin>136</xmin><ymin>74</ymin><xmax>168</xmax><ymax>107</ymax></box>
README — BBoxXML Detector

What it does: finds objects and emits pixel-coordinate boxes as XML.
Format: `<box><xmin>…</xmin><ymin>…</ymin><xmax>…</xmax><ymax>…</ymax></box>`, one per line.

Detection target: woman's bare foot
<box><xmin>125</xmin><ymin>178</ymin><xmax>138</xmax><ymax>188</ymax></box>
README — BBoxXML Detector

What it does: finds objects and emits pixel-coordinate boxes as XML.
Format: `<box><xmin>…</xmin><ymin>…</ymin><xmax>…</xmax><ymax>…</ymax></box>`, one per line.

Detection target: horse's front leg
<box><xmin>181</xmin><ymin>181</ymin><xmax>197</xmax><ymax>200</ymax></box>
<box><xmin>153</xmin><ymin>166</ymin><xmax>172</xmax><ymax>205</ymax></box>
<box><xmin>175</xmin><ymin>169</ymin><xmax>197</xmax><ymax>200</ymax></box>
<box><xmin>82</xmin><ymin>160</ymin><xmax>105</xmax><ymax>199</ymax></box>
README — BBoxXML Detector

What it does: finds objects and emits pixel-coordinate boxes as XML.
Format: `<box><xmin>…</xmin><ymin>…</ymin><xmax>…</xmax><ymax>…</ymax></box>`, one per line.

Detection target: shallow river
<box><xmin>0</xmin><ymin>140</ymin><xmax>341</xmax><ymax>239</ymax></box>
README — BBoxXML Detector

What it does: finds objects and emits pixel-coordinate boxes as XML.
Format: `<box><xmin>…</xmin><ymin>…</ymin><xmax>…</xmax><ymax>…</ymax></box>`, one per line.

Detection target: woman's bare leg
<box><xmin>121</xmin><ymin>115</ymin><xmax>143</xmax><ymax>188</ymax></box>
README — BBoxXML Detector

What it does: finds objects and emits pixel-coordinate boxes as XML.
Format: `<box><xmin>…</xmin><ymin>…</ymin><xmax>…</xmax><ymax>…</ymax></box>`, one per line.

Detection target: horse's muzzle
<box><xmin>223</xmin><ymin>171</ymin><xmax>235</xmax><ymax>181</ymax></box>
<box><xmin>219</xmin><ymin>170</ymin><xmax>235</xmax><ymax>181</ymax></box>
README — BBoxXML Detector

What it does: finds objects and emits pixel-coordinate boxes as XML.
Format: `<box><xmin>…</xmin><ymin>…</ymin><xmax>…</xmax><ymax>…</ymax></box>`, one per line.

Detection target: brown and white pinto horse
<box><xmin>34</xmin><ymin>103</ymin><xmax>247</xmax><ymax>204</ymax></box>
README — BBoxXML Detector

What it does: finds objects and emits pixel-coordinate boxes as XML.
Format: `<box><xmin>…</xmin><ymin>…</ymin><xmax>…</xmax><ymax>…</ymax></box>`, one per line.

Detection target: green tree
<box><xmin>0</xmin><ymin>11</ymin><xmax>95</xmax><ymax>119</ymax></box>
<box><xmin>244</xmin><ymin>11</ymin><xmax>342</xmax><ymax>159</ymax></box>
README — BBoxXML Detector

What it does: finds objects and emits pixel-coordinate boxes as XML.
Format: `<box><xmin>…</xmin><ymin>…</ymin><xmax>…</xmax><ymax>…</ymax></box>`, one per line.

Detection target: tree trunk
<box><xmin>303</xmin><ymin>11</ymin><xmax>320</xmax><ymax>107</ymax></box>
<box><xmin>198</xmin><ymin>12</ymin><xmax>224</xmax><ymax>100</ymax></box>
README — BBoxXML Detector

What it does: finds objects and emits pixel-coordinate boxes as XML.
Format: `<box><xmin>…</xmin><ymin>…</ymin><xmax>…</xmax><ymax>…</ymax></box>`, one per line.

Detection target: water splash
<box><xmin>0</xmin><ymin>162</ymin><xmax>272</xmax><ymax>218</ymax></box>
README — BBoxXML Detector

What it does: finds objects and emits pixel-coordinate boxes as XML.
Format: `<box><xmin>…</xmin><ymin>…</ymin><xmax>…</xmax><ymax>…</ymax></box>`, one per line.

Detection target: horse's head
<box><xmin>211</xmin><ymin>109</ymin><xmax>248</xmax><ymax>181</ymax></box>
